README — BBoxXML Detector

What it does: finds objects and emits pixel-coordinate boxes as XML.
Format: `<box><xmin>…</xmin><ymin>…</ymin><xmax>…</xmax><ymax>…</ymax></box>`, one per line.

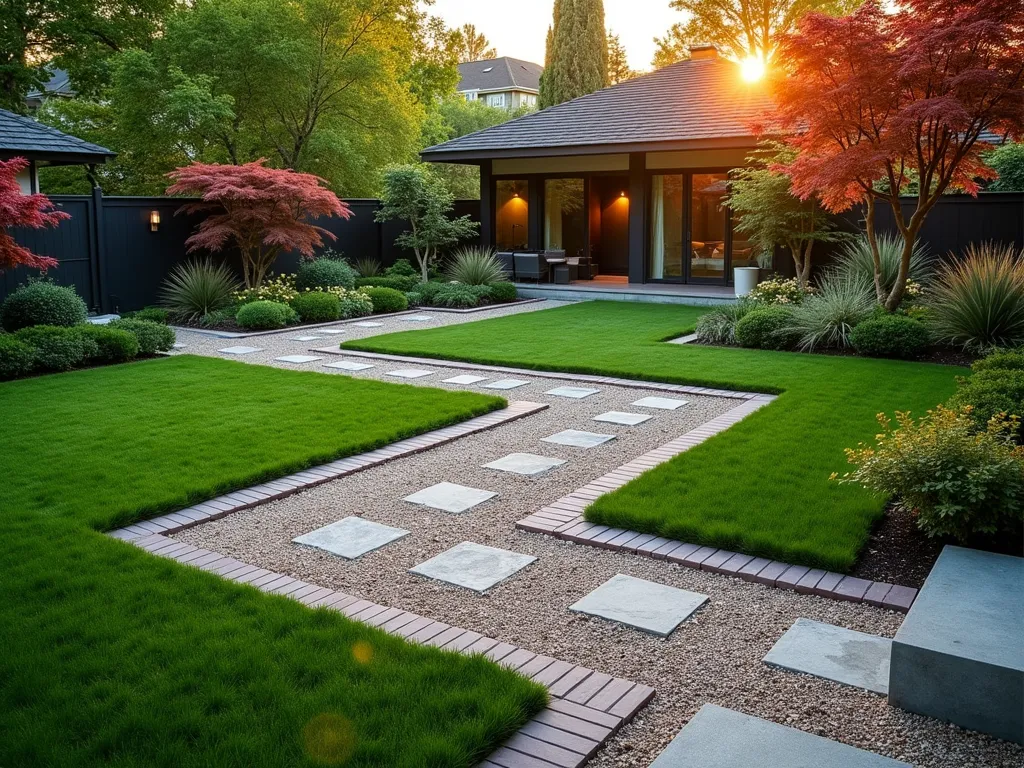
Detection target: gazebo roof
<box><xmin>0</xmin><ymin>108</ymin><xmax>115</xmax><ymax>165</ymax></box>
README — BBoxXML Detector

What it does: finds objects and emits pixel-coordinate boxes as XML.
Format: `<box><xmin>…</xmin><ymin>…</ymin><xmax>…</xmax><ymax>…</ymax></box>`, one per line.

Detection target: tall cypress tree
<box><xmin>539</xmin><ymin>0</ymin><xmax>608</xmax><ymax>108</ymax></box>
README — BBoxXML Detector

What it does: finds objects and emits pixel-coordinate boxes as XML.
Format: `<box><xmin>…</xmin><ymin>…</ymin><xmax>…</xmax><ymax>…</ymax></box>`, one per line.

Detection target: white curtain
<box><xmin>544</xmin><ymin>183</ymin><xmax>562</xmax><ymax>248</ymax></box>
<box><xmin>649</xmin><ymin>175</ymin><xmax>665</xmax><ymax>279</ymax></box>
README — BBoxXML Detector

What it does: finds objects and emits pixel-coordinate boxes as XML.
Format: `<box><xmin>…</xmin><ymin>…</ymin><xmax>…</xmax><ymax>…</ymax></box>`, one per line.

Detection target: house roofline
<box><xmin>458</xmin><ymin>86</ymin><xmax>540</xmax><ymax>96</ymax></box>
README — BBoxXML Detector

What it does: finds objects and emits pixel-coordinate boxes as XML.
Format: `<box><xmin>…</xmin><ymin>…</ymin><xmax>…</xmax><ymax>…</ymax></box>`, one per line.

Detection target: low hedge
<box><xmin>948</xmin><ymin>367</ymin><xmax>1024</xmax><ymax>441</ymax></box>
<box><xmin>355</xmin><ymin>275</ymin><xmax>419</xmax><ymax>292</ymax></box>
<box><xmin>77</xmin><ymin>325</ymin><xmax>140</xmax><ymax>363</ymax></box>
<box><xmin>15</xmin><ymin>325</ymin><xmax>89</xmax><ymax>372</ymax></box>
<box><xmin>108</xmin><ymin>318</ymin><xmax>176</xmax><ymax>354</ymax></box>
<box><xmin>0</xmin><ymin>334</ymin><xmax>35</xmax><ymax>379</ymax></box>
<box><xmin>235</xmin><ymin>300</ymin><xmax>297</xmax><ymax>330</ymax></box>
<box><xmin>850</xmin><ymin>314</ymin><xmax>930</xmax><ymax>359</ymax></box>
<box><xmin>124</xmin><ymin>307</ymin><xmax>170</xmax><ymax>324</ymax></box>
<box><xmin>290</xmin><ymin>291</ymin><xmax>340</xmax><ymax>323</ymax></box>
<box><xmin>1</xmin><ymin>281</ymin><xmax>88</xmax><ymax>331</ymax></box>
<box><xmin>363</xmin><ymin>287</ymin><xmax>408</xmax><ymax>314</ymax></box>
<box><xmin>432</xmin><ymin>283</ymin><xmax>481</xmax><ymax>309</ymax></box>
<box><xmin>488</xmin><ymin>282</ymin><xmax>517</xmax><ymax>303</ymax></box>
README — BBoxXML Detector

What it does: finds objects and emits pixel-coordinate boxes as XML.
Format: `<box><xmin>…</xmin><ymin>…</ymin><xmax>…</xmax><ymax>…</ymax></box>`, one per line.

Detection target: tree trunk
<box><xmin>800</xmin><ymin>240</ymin><xmax>814</xmax><ymax>287</ymax></box>
<box><xmin>863</xmin><ymin>197</ymin><xmax>886</xmax><ymax>303</ymax></box>
<box><xmin>883</xmin><ymin>222</ymin><xmax>922</xmax><ymax>311</ymax></box>
<box><xmin>414</xmin><ymin>246</ymin><xmax>430</xmax><ymax>283</ymax></box>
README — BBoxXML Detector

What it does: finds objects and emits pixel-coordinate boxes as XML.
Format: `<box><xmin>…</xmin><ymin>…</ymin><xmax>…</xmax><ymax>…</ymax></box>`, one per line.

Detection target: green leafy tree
<box><xmin>454</xmin><ymin>24</ymin><xmax>496</xmax><ymax>62</ymax></box>
<box><xmin>539</xmin><ymin>0</ymin><xmax>608</xmax><ymax>108</ymax></box>
<box><xmin>986</xmin><ymin>143</ymin><xmax>1024</xmax><ymax>191</ymax></box>
<box><xmin>375</xmin><ymin>164</ymin><xmax>479</xmax><ymax>282</ymax></box>
<box><xmin>406</xmin><ymin>16</ymin><xmax>462</xmax><ymax>105</ymax></box>
<box><xmin>606</xmin><ymin>31</ymin><xmax>638</xmax><ymax>84</ymax></box>
<box><xmin>726</xmin><ymin>141</ymin><xmax>843</xmax><ymax>287</ymax></box>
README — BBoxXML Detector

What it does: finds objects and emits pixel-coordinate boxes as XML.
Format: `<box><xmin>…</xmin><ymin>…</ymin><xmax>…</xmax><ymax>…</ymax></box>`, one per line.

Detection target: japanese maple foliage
<box><xmin>771</xmin><ymin>0</ymin><xmax>1024</xmax><ymax>310</ymax></box>
<box><xmin>166</xmin><ymin>160</ymin><xmax>350</xmax><ymax>288</ymax></box>
<box><xmin>0</xmin><ymin>157</ymin><xmax>67</xmax><ymax>272</ymax></box>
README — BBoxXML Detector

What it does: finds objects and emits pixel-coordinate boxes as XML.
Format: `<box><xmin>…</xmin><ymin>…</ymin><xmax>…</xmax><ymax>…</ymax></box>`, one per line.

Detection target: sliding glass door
<box><xmin>544</xmin><ymin>178</ymin><xmax>586</xmax><ymax>258</ymax></box>
<box><xmin>648</xmin><ymin>172</ymin><xmax>734</xmax><ymax>284</ymax></box>
<box><xmin>648</xmin><ymin>174</ymin><xmax>684</xmax><ymax>279</ymax></box>
<box><xmin>689</xmin><ymin>174</ymin><xmax>729</xmax><ymax>282</ymax></box>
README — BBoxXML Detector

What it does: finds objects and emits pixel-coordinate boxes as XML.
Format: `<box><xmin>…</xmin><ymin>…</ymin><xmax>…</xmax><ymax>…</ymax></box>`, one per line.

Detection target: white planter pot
<box><xmin>733</xmin><ymin>267</ymin><xmax>760</xmax><ymax>297</ymax></box>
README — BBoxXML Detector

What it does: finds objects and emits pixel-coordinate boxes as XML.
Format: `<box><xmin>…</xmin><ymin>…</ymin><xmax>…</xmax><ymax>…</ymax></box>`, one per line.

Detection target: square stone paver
<box><xmin>324</xmin><ymin>360</ymin><xmax>375</xmax><ymax>371</ymax></box>
<box><xmin>570</xmin><ymin>573</ymin><xmax>708</xmax><ymax>637</ymax></box>
<box><xmin>594</xmin><ymin>411</ymin><xmax>653</xmax><ymax>426</ymax></box>
<box><xmin>172</xmin><ymin>343</ymin><xmax>187</xmax><ymax>349</ymax></box>
<box><xmin>632</xmin><ymin>396</ymin><xmax>690</xmax><ymax>410</ymax></box>
<box><xmin>219</xmin><ymin>346</ymin><xmax>262</xmax><ymax>355</ymax></box>
<box><xmin>482</xmin><ymin>379</ymin><xmax>530</xmax><ymax>390</ymax></box>
<box><xmin>403</xmin><ymin>482</ymin><xmax>497</xmax><ymax>513</ymax></box>
<box><xmin>293</xmin><ymin>516</ymin><xmax>409</xmax><ymax>560</ymax></box>
<box><xmin>542</xmin><ymin>429</ymin><xmax>616</xmax><ymax>449</ymax></box>
<box><xmin>401</xmin><ymin>314</ymin><xmax>434</xmax><ymax>322</ymax></box>
<box><xmin>483</xmin><ymin>452</ymin><xmax>566</xmax><ymax>476</ymax></box>
<box><xmin>545</xmin><ymin>386</ymin><xmax>600</xmax><ymax>399</ymax></box>
<box><xmin>409</xmin><ymin>541</ymin><xmax>536</xmax><ymax>593</ymax></box>
<box><xmin>291</xmin><ymin>335</ymin><xmax>324</xmax><ymax>341</ymax></box>
<box><xmin>764</xmin><ymin>618</ymin><xmax>892</xmax><ymax>695</ymax></box>
<box><xmin>353</xmin><ymin>321</ymin><xmax>383</xmax><ymax>328</ymax></box>
<box><xmin>443</xmin><ymin>374</ymin><xmax>488</xmax><ymax>385</ymax></box>
<box><xmin>386</xmin><ymin>369</ymin><xmax>433</xmax><ymax>379</ymax></box>
<box><xmin>275</xmin><ymin>355</ymin><xmax>322</xmax><ymax>364</ymax></box>
<box><xmin>318</xmin><ymin>328</ymin><xmax>347</xmax><ymax>334</ymax></box>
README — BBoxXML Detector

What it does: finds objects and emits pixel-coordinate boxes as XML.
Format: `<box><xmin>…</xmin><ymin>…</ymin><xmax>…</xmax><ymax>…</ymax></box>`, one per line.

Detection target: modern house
<box><xmin>0</xmin><ymin>108</ymin><xmax>115</xmax><ymax>193</ymax></box>
<box><xmin>26</xmin><ymin>68</ymin><xmax>75</xmax><ymax>111</ymax></box>
<box><xmin>457</xmin><ymin>57</ymin><xmax>542</xmax><ymax>110</ymax></box>
<box><xmin>425</xmin><ymin>45</ymin><xmax>770</xmax><ymax>292</ymax></box>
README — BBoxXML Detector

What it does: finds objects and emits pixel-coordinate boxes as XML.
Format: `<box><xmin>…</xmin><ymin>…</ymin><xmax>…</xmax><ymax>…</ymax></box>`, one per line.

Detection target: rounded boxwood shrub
<box><xmin>290</xmin><ymin>291</ymin><xmax>340</xmax><ymax>323</ymax></box>
<box><xmin>15</xmin><ymin>325</ymin><xmax>88</xmax><ymax>371</ymax></box>
<box><xmin>385</xmin><ymin>258</ymin><xmax>418</xmax><ymax>277</ymax></box>
<box><xmin>295</xmin><ymin>258</ymin><xmax>357</xmax><ymax>291</ymax></box>
<box><xmin>125</xmin><ymin>306</ymin><xmax>170</xmax><ymax>324</ymax></box>
<box><xmin>1</xmin><ymin>281</ymin><xmax>88</xmax><ymax>331</ymax></box>
<box><xmin>432</xmin><ymin>283</ymin><xmax>480</xmax><ymax>309</ymax></box>
<box><xmin>487</xmin><ymin>281</ymin><xmax>517</xmax><ymax>303</ymax></box>
<box><xmin>75</xmin><ymin>325</ymin><xmax>139</xmax><ymax>363</ymax></box>
<box><xmin>107</xmin><ymin>318</ymin><xmax>176</xmax><ymax>354</ymax></box>
<box><xmin>364</xmin><ymin>287</ymin><xmax>408</xmax><ymax>314</ymax></box>
<box><xmin>850</xmin><ymin>314</ymin><xmax>930</xmax><ymax>359</ymax></box>
<box><xmin>235</xmin><ymin>300</ymin><xmax>294</xmax><ymax>330</ymax></box>
<box><xmin>405</xmin><ymin>291</ymin><xmax>422</xmax><ymax>307</ymax></box>
<box><xmin>972</xmin><ymin>349</ymin><xmax>1024</xmax><ymax>373</ymax></box>
<box><xmin>948</xmin><ymin>368</ymin><xmax>1024</xmax><ymax>440</ymax></box>
<box><xmin>415</xmin><ymin>281</ymin><xmax>443</xmax><ymax>306</ymax></box>
<box><xmin>734</xmin><ymin>306</ymin><xmax>797</xmax><ymax>350</ymax></box>
<box><xmin>0</xmin><ymin>334</ymin><xmax>35</xmax><ymax>379</ymax></box>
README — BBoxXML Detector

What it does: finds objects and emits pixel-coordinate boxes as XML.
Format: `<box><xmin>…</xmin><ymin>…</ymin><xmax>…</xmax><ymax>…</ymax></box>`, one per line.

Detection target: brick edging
<box><xmin>516</xmin><ymin>398</ymin><xmax>919</xmax><ymax>613</ymax></box>
<box><xmin>115</xmin><ymin>531</ymin><xmax>654</xmax><ymax>768</ymax></box>
<box><xmin>314</xmin><ymin>349</ymin><xmax>774</xmax><ymax>402</ymax></box>
<box><xmin>110</xmin><ymin>401</ymin><xmax>548</xmax><ymax>541</ymax></box>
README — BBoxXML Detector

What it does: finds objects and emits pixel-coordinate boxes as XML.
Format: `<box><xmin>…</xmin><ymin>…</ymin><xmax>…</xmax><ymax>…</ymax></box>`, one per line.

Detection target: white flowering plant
<box><xmin>747</xmin><ymin>277</ymin><xmax>815</xmax><ymax>306</ymax></box>
<box><xmin>234</xmin><ymin>273</ymin><xmax>298</xmax><ymax>305</ymax></box>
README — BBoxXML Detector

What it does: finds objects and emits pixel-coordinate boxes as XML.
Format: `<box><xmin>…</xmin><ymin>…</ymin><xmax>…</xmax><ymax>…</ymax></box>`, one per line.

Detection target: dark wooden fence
<box><xmin>4</xmin><ymin>194</ymin><xmax>481</xmax><ymax>313</ymax></box>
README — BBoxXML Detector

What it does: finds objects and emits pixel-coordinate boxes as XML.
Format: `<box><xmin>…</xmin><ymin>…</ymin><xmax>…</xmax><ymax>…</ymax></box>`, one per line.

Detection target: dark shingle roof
<box><xmin>0</xmin><ymin>108</ymin><xmax>114</xmax><ymax>163</ymax></box>
<box><xmin>26</xmin><ymin>68</ymin><xmax>75</xmax><ymax>101</ymax></box>
<box><xmin>457</xmin><ymin>57</ymin><xmax>542</xmax><ymax>93</ymax></box>
<box><xmin>426</xmin><ymin>57</ymin><xmax>772</xmax><ymax>161</ymax></box>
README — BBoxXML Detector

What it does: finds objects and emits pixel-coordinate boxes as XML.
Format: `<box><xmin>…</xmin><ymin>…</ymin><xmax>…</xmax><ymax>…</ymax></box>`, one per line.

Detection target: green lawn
<box><xmin>342</xmin><ymin>301</ymin><xmax>963</xmax><ymax>572</ymax></box>
<box><xmin>1</xmin><ymin>356</ymin><xmax>545</xmax><ymax>767</ymax></box>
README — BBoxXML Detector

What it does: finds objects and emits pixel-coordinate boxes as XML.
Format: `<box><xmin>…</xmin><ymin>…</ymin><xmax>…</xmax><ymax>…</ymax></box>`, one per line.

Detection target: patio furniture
<box><xmin>495</xmin><ymin>251</ymin><xmax>515</xmax><ymax>280</ymax></box>
<box><xmin>569</xmin><ymin>255</ymin><xmax>598</xmax><ymax>280</ymax></box>
<box><xmin>553</xmin><ymin>262</ymin><xmax>579</xmax><ymax>284</ymax></box>
<box><xmin>514</xmin><ymin>252</ymin><xmax>549</xmax><ymax>283</ymax></box>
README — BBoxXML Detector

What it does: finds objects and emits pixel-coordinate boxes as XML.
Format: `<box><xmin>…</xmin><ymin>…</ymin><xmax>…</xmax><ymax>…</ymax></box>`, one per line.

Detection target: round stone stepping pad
<box><xmin>324</xmin><ymin>360</ymin><xmax>375</xmax><ymax>371</ymax></box>
<box><xmin>545</xmin><ymin>386</ymin><xmax>600</xmax><ymax>399</ymax></box>
<box><xmin>650</xmin><ymin>704</ymin><xmax>910</xmax><ymax>767</ymax></box>
<box><xmin>386</xmin><ymin>369</ymin><xmax>434</xmax><ymax>379</ymax></box>
<box><xmin>275</xmin><ymin>355</ymin><xmax>322</xmax><ymax>364</ymax></box>
<box><xmin>219</xmin><ymin>346</ymin><xmax>262</xmax><ymax>355</ymax></box>
<box><xmin>292</xmin><ymin>516</ymin><xmax>410</xmax><ymax>560</ymax></box>
<box><xmin>443</xmin><ymin>374</ymin><xmax>488</xmax><ymax>385</ymax></box>
<box><xmin>593</xmin><ymin>411</ymin><xmax>653</xmax><ymax>426</ymax></box>
<box><xmin>409</xmin><ymin>541</ymin><xmax>537</xmax><ymax>593</ymax></box>
<box><xmin>542</xmin><ymin>429</ymin><xmax>616</xmax><ymax>449</ymax></box>
<box><xmin>569</xmin><ymin>573</ymin><xmax>708</xmax><ymax>637</ymax></box>
<box><xmin>403</xmin><ymin>482</ymin><xmax>497</xmax><ymax>513</ymax></box>
<box><xmin>482</xmin><ymin>378</ymin><xmax>531</xmax><ymax>390</ymax></box>
<box><xmin>632</xmin><ymin>396</ymin><xmax>689</xmax><ymax>410</ymax></box>
<box><xmin>763</xmin><ymin>618</ymin><xmax>892</xmax><ymax>695</ymax></box>
<box><xmin>483</xmin><ymin>452</ymin><xmax>567</xmax><ymax>476</ymax></box>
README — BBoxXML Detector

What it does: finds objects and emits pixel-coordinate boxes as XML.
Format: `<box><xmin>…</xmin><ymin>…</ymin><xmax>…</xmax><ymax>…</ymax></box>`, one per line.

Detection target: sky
<box><xmin>424</xmin><ymin>0</ymin><xmax>682</xmax><ymax>72</ymax></box>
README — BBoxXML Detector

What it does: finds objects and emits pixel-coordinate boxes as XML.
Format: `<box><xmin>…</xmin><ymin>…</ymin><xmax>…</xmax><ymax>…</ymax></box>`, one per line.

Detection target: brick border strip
<box><xmin>314</xmin><ymin>348</ymin><xmax>769</xmax><ymax>402</ymax></box>
<box><xmin>116</xmin><ymin>531</ymin><xmax>655</xmax><ymax>768</ymax></box>
<box><xmin>517</xmin><ymin>398</ymin><xmax>919</xmax><ymax>613</ymax></box>
<box><xmin>109</xmin><ymin>401</ymin><xmax>547</xmax><ymax>542</ymax></box>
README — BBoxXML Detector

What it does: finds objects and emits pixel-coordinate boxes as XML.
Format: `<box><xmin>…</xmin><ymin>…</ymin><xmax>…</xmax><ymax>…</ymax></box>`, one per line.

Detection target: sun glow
<box><xmin>739</xmin><ymin>55</ymin><xmax>767</xmax><ymax>83</ymax></box>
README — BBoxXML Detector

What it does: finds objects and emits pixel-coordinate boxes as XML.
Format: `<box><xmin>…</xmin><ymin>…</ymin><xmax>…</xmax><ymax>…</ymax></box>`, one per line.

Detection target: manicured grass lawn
<box><xmin>343</xmin><ymin>301</ymin><xmax>963</xmax><ymax>572</ymax></box>
<box><xmin>1</xmin><ymin>356</ymin><xmax>545</xmax><ymax>766</ymax></box>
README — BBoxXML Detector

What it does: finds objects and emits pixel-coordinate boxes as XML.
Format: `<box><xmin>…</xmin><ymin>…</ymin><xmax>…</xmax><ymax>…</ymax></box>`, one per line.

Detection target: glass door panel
<box><xmin>495</xmin><ymin>180</ymin><xmax>529</xmax><ymax>250</ymax></box>
<box><xmin>648</xmin><ymin>174</ymin><xmax>684</xmax><ymax>280</ymax></box>
<box><xmin>689</xmin><ymin>173</ymin><xmax>729</xmax><ymax>282</ymax></box>
<box><xmin>544</xmin><ymin>178</ymin><xmax>586</xmax><ymax>258</ymax></box>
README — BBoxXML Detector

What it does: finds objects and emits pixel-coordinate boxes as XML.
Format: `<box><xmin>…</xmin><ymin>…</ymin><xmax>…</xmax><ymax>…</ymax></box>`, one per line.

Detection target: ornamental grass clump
<box><xmin>444</xmin><ymin>247</ymin><xmax>507</xmax><ymax>286</ymax></box>
<box><xmin>160</xmin><ymin>259</ymin><xmax>240</xmax><ymax>322</ymax></box>
<box><xmin>835</xmin><ymin>406</ymin><xmax>1024</xmax><ymax>543</ymax></box>
<box><xmin>831</xmin><ymin>234</ymin><xmax>932</xmax><ymax>294</ymax></box>
<box><xmin>925</xmin><ymin>242</ymin><xmax>1024</xmax><ymax>351</ymax></box>
<box><xmin>786</xmin><ymin>277</ymin><xmax>875</xmax><ymax>350</ymax></box>
<box><xmin>694</xmin><ymin>300</ymin><xmax>754</xmax><ymax>346</ymax></box>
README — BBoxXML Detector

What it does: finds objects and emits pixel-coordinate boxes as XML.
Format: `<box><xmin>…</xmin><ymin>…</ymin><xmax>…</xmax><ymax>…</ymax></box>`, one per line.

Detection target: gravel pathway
<box><xmin>169</xmin><ymin>303</ymin><xmax>1022</xmax><ymax>768</ymax></box>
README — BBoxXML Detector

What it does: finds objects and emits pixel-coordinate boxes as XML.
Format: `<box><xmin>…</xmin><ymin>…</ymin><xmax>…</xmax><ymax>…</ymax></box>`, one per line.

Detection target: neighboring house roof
<box><xmin>457</xmin><ymin>57</ymin><xmax>543</xmax><ymax>94</ymax></box>
<box><xmin>426</xmin><ymin>56</ymin><xmax>772</xmax><ymax>162</ymax></box>
<box><xmin>26</xmin><ymin>68</ymin><xmax>75</xmax><ymax>103</ymax></box>
<box><xmin>0</xmin><ymin>108</ymin><xmax>115</xmax><ymax>164</ymax></box>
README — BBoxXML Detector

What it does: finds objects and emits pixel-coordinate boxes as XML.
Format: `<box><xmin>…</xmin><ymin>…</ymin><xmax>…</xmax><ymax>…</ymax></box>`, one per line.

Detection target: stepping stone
<box><xmin>545</xmin><ymin>386</ymin><xmax>600</xmax><ymax>399</ymax></box>
<box><xmin>542</xmin><ymin>429</ymin><xmax>616</xmax><ymax>449</ymax></box>
<box><xmin>764</xmin><ymin>618</ymin><xmax>891</xmax><ymax>695</ymax></box>
<box><xmin>318</xmin><ymin>328</ymin><xmax>347</xmax><ymax>334</ymax></box>
<box><xmin>594</xmin><ymin>411</ymin><xmax>653</xmax><ymax>426</ymax></box>
<box><xmin>650</xmin><ymin>704</ymin><xmax>910</xmax><ymax>767</ymax></box>
<box><xmin>324</xmin><ymin>360</ymin><xmax>375</xmax><ymax>371</ymax></box>
<box><xmin>482</xmin><ymin>378</ymin><xmax>530</xmax><ymax>390</ymax></box>
<box><xmin>401</xmin><ymin>314</ymin><xmax>434</xmax><ymax>322</ymax></box>
<box><xmin>483</xmin><ymin>452</ymin><xmax>566</xmax><ymax>476</ymax></box>
<box><xmin>443</xmin><ymin>374</ymin><xmax>488</xmax><ymax>385</ymax></box>
<box><xmin>219</xmin><ymin>346</ymin><xmax>262</xmax><ymax>355</ymax></box>
<box><xmin>632</xmin><ymin>396</ymin><xmax>689</xmax><ymax>410</ymax></box>
<box><xmin>409</xmin><ymin>541</ymin><xmax>536</xmax><ymax>593</ymax></box>
<box><xmin>386</xmin><ymin>369</ymin><xmax>433</xmax><ymax>379</ymax></box>
<box><xmin>291</xmin><ymin>335</ymin><xmax>324</xmax><ymax>341</ymax></box>
<box><xmin>293</xmin><ymin>516</ymin><xmax>409</xmax><ymax>560</ymax></box>
<box><xmin>403</xmin><ymin>482</ymin><xmax>497</xmax><ymax>514</ymax></box>
<box><xmin>275</xmin><ymin>355</ymin><xmax>322</xmax><ymax>364</ymax></box>
<box><xmin>353</xmin><ymin>321</ymin><xmax>383</xmax><ymax>328</ymax></box>
<box><xmin>172</xmin><ymin>343</ymin><xmax>187</xmax><ymax>349</ymax></box>
<box><xmin>569</xmin><ymin>573</ymin><xmax>708</xmax><ymax>637</ymax></box>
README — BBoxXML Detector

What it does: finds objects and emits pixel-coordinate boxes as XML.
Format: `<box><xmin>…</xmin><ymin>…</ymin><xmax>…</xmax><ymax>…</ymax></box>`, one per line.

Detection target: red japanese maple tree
<box><xmin>0</xmin><ymin>157</ymin><xmax>67</xmax><ymax>272</ymax></box>
<box><xmin>771</xmin><ymin>0</ymin><xmax>1024</xmax><ymax>310</ymax></box>
<box><xmin>166</xmin><ymin>160</ymin><xmax>351</xmax><ymax>288</ymax></box>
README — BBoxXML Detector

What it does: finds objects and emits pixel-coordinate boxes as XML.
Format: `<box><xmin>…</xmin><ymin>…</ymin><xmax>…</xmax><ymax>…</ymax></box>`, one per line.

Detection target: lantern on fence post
<box><xmin>149</xmin><ymin>210</ymin><xmax>160</xmax><ymax>232</ymax></box>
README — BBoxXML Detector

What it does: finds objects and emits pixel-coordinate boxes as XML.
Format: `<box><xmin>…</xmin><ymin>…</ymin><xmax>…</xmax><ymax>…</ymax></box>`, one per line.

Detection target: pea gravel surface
<box><xmin>169</xmin><ymin>302</ymin><xmax>1023</xmax><ymax>768</ymax></box>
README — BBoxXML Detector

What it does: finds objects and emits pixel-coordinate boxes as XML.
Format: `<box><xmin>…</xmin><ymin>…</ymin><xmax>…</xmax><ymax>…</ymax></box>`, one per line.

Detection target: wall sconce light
<box><xmin>512</xmin><ymin>191</ymin><xmax>519</xmax><ymax>198</ymax></box>
<box><xmin>149</xmin><ymin>210</ymin><xmax>161</xmax><ymax>232</ymax></box>
<box><xmin>619</xmin><ymin>191</ymin><xmax>627</xmax><ymax>198</ymax></box>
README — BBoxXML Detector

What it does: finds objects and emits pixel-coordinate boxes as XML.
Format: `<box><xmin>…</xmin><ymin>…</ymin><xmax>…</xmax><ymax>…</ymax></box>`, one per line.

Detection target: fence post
<box><xmin>90</xmin><ymin>186</ymin><xmax>109</xmax><ymax>314</ymax></box>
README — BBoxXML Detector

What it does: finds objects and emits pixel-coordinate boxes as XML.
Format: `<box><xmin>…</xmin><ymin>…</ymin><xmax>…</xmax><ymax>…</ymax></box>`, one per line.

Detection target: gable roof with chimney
<box><xmin>456</xmin><ymin>57</ymin><xmax>543</xmax><ymax>95</ymax></box>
